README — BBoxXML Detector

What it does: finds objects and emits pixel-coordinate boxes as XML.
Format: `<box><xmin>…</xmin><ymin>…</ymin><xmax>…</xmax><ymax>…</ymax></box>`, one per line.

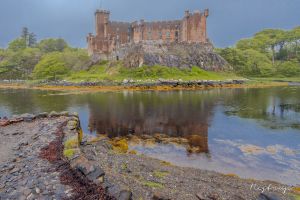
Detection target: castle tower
<box><xmin>95</xmin><ymin>10</ymin><xmax>110</xmax><ymax>38</ymax></box>
<box><xmin>181</xmin><ymin>9</ymin><xmax>209</xmax><ymax>43</ymax></box>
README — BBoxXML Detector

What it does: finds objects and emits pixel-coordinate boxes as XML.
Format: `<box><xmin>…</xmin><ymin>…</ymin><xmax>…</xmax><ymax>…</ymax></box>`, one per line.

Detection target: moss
<box><xmin>121</xmin><ymin>162</ymin><xmax>128</xmax><ymax>170</ymax></box>
<box><xmin>143</xmin><ymin>181</ymin><xmax>164</xmax><ymax>189</ymax></box>
<box><xmin>128</xmin><ymin>150</ymin><xmax>137</xmax><ymax>155</ymax></box>
<box><xmin>78</xmin><ymin>128</ymin><xmax>83</xmax><ymax>144</ymax></box>
<box><xmin>153</xmin><ymin>171</ymin><xmax>169</xmax><ymax>178</ymax></box>
<box><xmin>64</xmin><ymin>137</ymin><xmax>79</xmax><ymax>149</ymax></box>
<box><xmin>160</xmin><ymin>161</ymin><xmax>172</xmax><ymax>166</ymax></box>
<box><xmin>110</xmin><ymin>138</ymin><xmax>129</xmax><ymax>153</ymax></box>
<box><xmin>225</xmin><ymin>173</ymin><xmax>240</xmax><ymax>178</ymax></box>
<box><xmin>63</xmin><ymin>149</ymin><xmax>75</xmax><ymax>159</ymax></box>
<box><xmin>293</xmin><ymin>187</ymin><xmax>300</xmax><ymax>194</ymax></box>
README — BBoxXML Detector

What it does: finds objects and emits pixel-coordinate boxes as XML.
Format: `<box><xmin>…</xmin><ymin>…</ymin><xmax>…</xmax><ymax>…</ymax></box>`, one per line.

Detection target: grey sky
<box><xmin>0</xmin><ymin>0</ymin><xmax>299</xmax><ymax>48</ymax></box>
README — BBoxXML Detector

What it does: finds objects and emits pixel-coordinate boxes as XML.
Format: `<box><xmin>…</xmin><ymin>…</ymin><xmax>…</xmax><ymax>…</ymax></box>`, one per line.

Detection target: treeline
<box><xmin>0</xmin><ymin>27</ymin><xmax>91</xmax><ymax>80</ymax></box>
<box><xmin>217</xmin><ymin>27</ymin><xmax>300</xmax><ymax>77</ymax></box>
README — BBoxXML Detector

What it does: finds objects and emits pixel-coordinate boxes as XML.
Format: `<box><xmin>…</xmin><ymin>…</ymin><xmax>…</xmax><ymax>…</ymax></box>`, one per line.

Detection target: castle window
<box><xmin>166</xmin><ymin>31</ymin><xmax>170</xmax><ymax>38</ymax></box>
<box><xmin>159</xmin><ymin>31</ymin><xmax>163</xmax><ymax>39</ymax></box>
<box><xmin>148</xmin><ymin>31</ymin><xmax>152</xmax><ymax>40</ymax></box>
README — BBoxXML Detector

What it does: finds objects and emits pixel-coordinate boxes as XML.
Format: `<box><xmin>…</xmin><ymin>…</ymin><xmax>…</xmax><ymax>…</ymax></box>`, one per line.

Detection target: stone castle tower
<box><xmin>87</xmin><ymin>9</ymin><xmax>209</xmax><ymax>57</ymax></box>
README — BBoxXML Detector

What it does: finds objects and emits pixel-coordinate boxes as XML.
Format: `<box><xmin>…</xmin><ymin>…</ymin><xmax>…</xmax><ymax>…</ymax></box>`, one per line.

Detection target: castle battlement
<box><xmin>87</xmin><ymin>9</ymin><xmax>209</xmax><ymax>56</ymax></box>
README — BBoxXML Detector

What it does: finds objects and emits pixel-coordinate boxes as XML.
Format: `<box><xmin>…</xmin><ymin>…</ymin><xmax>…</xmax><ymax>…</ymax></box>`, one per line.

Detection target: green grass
<box><xmin>64</xmin><ymin>137</ymin><xmax>79</xmax><ymax>149</ymax></box>
<box><xmin>153</xmin><ymin>171</ymin><xmax>169</xmax><ymax>178</ymax></box>
<box><xmin>65</xmin><ymin>62</ymin><xmax>242</xmax><ymax>82</ymax></box>
<box><xmin>142</xmin><ymin>181</ymin><xmax>164</xmax><ymax>189</ymax></box>
<box><xmin>63</xmin><ymin>149</ymin><xmax>75</xmax><ymax>159</ymax></box>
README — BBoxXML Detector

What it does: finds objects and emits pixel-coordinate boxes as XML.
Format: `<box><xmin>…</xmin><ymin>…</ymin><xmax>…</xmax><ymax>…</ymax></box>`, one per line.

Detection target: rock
<box><xmin>10</xmin><ymin>167</ymin><xmax>20</xmax><ymax>174</ymax></box>
<box><xmin>118</xmin><ymin>190</ymin><xmax>132</xmax><ymax>200</ymax></box>
<box><xmin>48</xmin><ymin>111</ymin><xmax>59</xmax><ymax>117</ymax></box>
<box><xmin>257</xmin><ymin>193</ymin><xmax>282</xmax><ymax>200</ymax></box>
<box><xmin>67</xmin><ymin>120</ymin><xmax>78</xmax><ymax>130</ymax></box>
<box><xmin>196</xmin><ymin>193</ymin><xmax>206</xmax><ymax>200</ymax></box>
<box><xmin>69</xmin><ymin>112</ymin><xmax>79</xmax><ymax>117</ymax></box>
<box><xmin>86</xmin><ymin>166</ymin><xmax>105</xmax><ymax>184</ymax></box>
<box><xmin>35</xmin><ymin>112</ymin><xmax>48</xmax><ymax>119</ymax></box>
<box><xmin>23</xmin><ymin>188</ymin><xmax>31</xmax><ymax>196</ymax></box>
<box><xmin>35</xmin><ymin>187</ymin><xmax>41</xmax><ymax>194</ymax></box>
<box><xmin>0</xmin><ymin>119</ymin><xmax>10</xmax><ymax>126</ymax></box>
<box><xmin>60</xmin><ymin>111</ymin><xmax>69</xmax><ymax>116</ymax></box>
<box><xmin>152</xmin><ymin>193</ymin><xmax>171</xmax><ymax>200</ymax></box>
<box><xmin>121</xmin><ymin>42</ymin><xmax>230</xmax><ymax>71</ymax></box>
<box><xmin>20</xmin><ymin>113</ymin><xmax>35</xmax><ymax>122</ymax></box>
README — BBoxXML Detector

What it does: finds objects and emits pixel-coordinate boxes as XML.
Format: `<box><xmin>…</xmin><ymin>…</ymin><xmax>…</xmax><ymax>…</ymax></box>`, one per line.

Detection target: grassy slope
<box><xmin>65</xmin><ymin>62</ymin><xmax>241</xmax><ymax>82</ymax></box>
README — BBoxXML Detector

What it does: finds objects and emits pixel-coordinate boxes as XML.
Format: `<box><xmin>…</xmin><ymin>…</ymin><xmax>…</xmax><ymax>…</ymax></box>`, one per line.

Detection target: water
<box><xmin>0</xmin><ymin>87</ymin><xmax>299</xmax><ymax>185</ymax></box>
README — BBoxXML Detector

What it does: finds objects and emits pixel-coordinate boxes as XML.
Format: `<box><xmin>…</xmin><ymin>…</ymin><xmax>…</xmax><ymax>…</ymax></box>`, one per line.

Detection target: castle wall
<box><xmin>87</xmin><ymin>9</ymin><xmax>209</xmax><ymax>56</ymax></box>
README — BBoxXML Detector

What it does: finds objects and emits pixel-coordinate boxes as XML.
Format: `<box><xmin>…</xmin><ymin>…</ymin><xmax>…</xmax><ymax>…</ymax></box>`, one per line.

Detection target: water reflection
<box><xmin>87</xmin><ymin>91</ymin><xmax>215</xmax><ymax>154</ymax></box>
<box><xmin>0</xmin><ymin>87</ymin><xmax>300</xmax><ymax>185</ymax></box>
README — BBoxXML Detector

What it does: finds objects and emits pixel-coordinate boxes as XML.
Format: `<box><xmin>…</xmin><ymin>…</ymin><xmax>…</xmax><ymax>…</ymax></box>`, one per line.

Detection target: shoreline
<box><xmin>1</xmin><ymin>113</ymin><xmax>299</xmax><ymax>200</ymax></box>
<box><xmin>0</xmin><ymin>80</ymin><xmax>290</xmax><ymax>92</ymax></box>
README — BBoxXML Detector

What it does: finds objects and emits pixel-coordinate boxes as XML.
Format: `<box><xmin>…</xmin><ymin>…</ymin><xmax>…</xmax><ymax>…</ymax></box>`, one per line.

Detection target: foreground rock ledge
<box><xmin>0</xmin><ymin>112</ymin><xmax>113</xmax><ymax>200</ymax></box>
<box><xmin>0</xmin><ymin>113</ymin><xmax>297</xmax><ymax>200</ymax></box>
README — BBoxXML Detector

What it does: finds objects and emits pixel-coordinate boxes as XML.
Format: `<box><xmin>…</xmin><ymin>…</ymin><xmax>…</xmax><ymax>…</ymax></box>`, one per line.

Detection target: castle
<box><xmin>87</xmin><ymin>9</ymin><xmax>209</xmax><ymax>57</ymax></box>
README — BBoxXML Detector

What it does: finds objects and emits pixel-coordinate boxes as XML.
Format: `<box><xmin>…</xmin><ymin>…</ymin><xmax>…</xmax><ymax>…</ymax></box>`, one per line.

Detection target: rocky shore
<box><xmin>0</xmin><ymin>112</ymin><xmax>113</xmax><ymax>200</ymax></box>
<box><xmin>0</xmin><ymin>79</ymin><xmax>292</xmax><ymax>93</ymax></box>
<box><xmin>0</xmin><ymin>79</ymin><xmax>246</xmax><ymax>89</ymax></box>
<box><xmin>0</xmin><ymin>113</ymin><xmax>298</xmax><ymax>200</ymax></box>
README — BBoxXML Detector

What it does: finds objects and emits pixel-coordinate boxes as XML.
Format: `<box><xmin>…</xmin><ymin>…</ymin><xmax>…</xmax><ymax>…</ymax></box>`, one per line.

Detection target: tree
<box><xmin>28</xmin><ymin>33</ymin><xmax>37</xmax><ymax>47</ymax></box>
<box><xmin>37</xmin><ymin>38</ymin><xmax>68</xmax><ymax>53</ymax></box>
<box><xmin>254</xmin><ymin>29</ymin><xmax>286</xmax><ymax>65</ymax></box>
<box><xmin>62</xmin><ymin>48</ymin><xmax>90</xmax><ymax>71</ymax></box>
<box><xmin>217</xmin><ymin>48</ymin><xmax>245</xmax><ymax>73</ymax></box>
<box><xmin>276</xmin><ymin>60</ymin><xmax>300</xmax><ymax>77</ymax></box>
<box><xmin>8</xmin><ymin>38</ymin><xmax>27</xmax><ymax>51</ymax></box>
<box><xmin>11</xmin><ymin>48</ymin><xmax>42</xmax><ymax>78</ymax></box>
<box><xmin>242</xmin><ymin>49</ymin><xmax>273</xmax><ymax>76</ymax></box>
<box><xmin>21</xmin><ymin>27</ymin><xmax>29</xmax><ymax>45</ymax></box>
<box><xmin>33</xmin><ymin>52</ymin><xmax>70</xmax><ymax>80</ymax></box>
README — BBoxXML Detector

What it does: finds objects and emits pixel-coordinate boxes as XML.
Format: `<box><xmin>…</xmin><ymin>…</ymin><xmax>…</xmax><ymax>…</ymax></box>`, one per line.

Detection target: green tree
<box><xmin>276</xmin><ymin>60</ymin><xmax>300</xmax><ymax>77</ymax></box>
<box><xmin>28</xmin><ymin>33</ymin><xmax>37</xmax><ymax>47</ymax></box>
<box><xmin>21</xmin><ymin>27</ymin><xmax>29</xmax><ymax>46</ymax></box>
<box><xmin>33</xmin><ymin>52</ymin><xmax>70</xmax><ymax>80</ymax></box>
<box><xmin>37</xmin><ymin>38</ymin><xmax>68</xmax><ymax>53</ymax></box>
<box><xmin>8</xmin><ymin>38</ymin><xmax>27</xmax><ymax>51</ymax></box>
<box><xmin>62</xmin><ymin>48</ymin><xmax>90</xmax><ymax>71</ymax></box>
<box><xmin>254</xmin><ymin>29</ymin><xmax>286</xmax><ymax>64</ymax></box>
<box><xmin>217</xmin><ymin>48</ymin><xmax>245</xmax><ymax>73</ymax></box>
<box><xmin>241</xmin><ymin>49</ymin><xmax>273</xmax><ymax>76</ymax></box>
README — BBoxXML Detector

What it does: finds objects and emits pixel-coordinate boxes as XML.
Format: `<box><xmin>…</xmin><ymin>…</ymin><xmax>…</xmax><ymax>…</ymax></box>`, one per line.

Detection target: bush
<box><xmin>33</xmin><ymin>52</ymin><xmax>70</xmax><ymax>80</ymax></box>
<box><xmin>276</xmin><ymin>60</ymin><xmax>300</xmax><ymax>77</ymax></box>
<box><xmin>8</xmin><ymin>38</ymin><xmax>27</xmax><ymax>51</ymax></box>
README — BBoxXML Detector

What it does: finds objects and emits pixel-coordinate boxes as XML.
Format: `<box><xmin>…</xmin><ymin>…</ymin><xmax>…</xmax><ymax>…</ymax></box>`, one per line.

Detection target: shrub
<box><xmin>33</xmin><ymin>52</ymin><xmax>70</xmax><ymax>80</ymax></box>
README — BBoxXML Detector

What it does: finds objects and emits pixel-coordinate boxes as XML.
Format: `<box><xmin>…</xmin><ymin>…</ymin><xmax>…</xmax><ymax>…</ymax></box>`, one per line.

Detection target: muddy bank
<box><xmin>0</xmin><ymin>112</ymin><xmax>113</xmax><ymax>200</ymax></box>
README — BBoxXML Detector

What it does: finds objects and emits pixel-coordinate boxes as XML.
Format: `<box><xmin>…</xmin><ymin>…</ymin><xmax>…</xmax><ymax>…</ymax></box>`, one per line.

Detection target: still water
<box><xmin>0</xmin><ymin>87</ymin><xmax>299</xmax><ymax>185</ymax></box>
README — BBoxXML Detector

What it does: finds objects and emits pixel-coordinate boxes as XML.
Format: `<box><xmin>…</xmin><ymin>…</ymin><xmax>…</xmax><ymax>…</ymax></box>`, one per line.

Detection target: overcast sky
<box><xmin>0</xmin><ymin>0</ymin><xmax>299</xmax><ymax>48</ymax></box>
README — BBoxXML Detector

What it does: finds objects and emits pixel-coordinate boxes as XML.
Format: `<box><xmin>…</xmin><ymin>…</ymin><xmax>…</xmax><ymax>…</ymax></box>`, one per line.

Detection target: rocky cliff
<box><xmin>115</xmin><ymin>41</ymin><xmax>231</xmax><ymax>71</ymax></box>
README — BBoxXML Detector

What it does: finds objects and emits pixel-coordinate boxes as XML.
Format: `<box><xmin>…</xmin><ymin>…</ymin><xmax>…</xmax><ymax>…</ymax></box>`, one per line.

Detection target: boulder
<box><xmin>19</xmin><ymin>113</ymin><xmax>35</xmax><ymax>122</ymax></box>
<box><xmin>257</xmin><ymin>193</ymin><xmax>282</xmax><ymax>200</ymax></box>
<box><xmin>118</xmin><ymin>190</ymin><xmax>132</xmax><ymax>200</ymax></box>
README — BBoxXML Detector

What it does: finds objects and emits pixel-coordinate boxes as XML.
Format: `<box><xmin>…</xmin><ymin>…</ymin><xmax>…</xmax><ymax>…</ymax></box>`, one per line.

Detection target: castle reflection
<box><xmin>87</xmin><ymin>91</ymin><xmax>216</xmax><ymax>154</ymax></box>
